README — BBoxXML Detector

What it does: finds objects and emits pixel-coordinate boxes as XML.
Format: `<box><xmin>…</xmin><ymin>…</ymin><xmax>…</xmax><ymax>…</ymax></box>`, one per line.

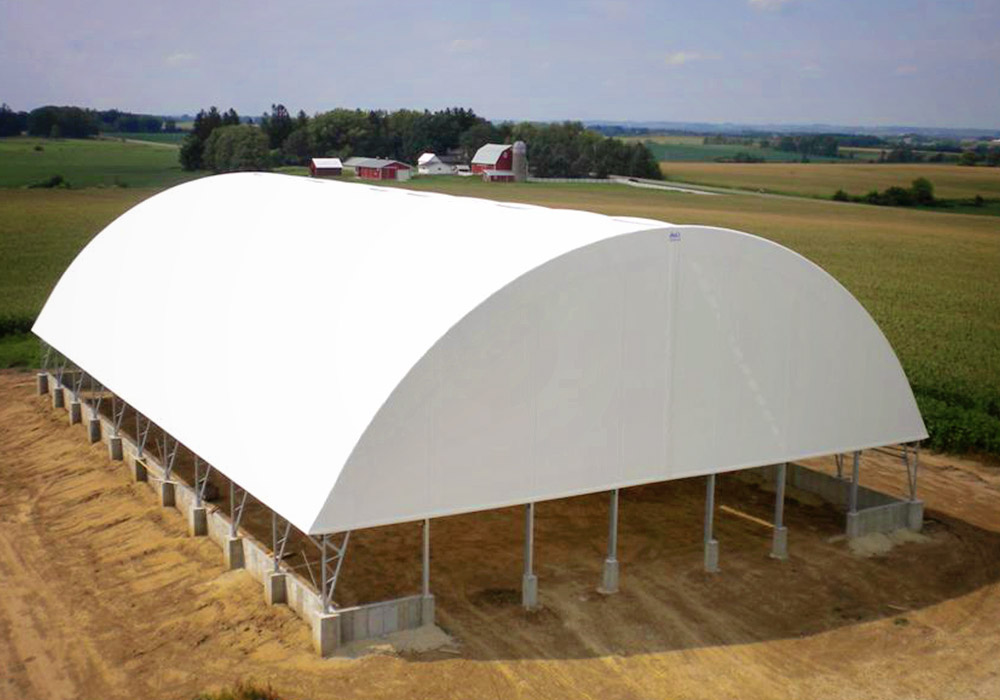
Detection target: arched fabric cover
<box><xmin>33</xmin><ymin>173</ymin><xmax>926</xmax><ymax>534</ymax></box>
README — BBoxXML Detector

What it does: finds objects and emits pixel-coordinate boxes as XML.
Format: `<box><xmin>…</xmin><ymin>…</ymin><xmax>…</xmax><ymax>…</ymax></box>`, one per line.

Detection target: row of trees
<box><xmin>0</xmin><ymin>104</ymin><xmax>176</xmax><ymax>138</ymax></box>
<box><xmin>833</xmin><ymin>177</ymin><xmax>936</xmax><ymax>207</ymax></box>
<box><xmin>182</xmin><ymin>104</ymin><xmax>663</xmax><ymax>179</ymax></box>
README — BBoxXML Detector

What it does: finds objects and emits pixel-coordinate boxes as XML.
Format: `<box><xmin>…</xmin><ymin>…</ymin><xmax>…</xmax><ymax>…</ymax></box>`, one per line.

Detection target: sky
<box><xmin>1</xmin><ymin>0</ymin><xmax>998</xmax><ymax>129</ymax></box>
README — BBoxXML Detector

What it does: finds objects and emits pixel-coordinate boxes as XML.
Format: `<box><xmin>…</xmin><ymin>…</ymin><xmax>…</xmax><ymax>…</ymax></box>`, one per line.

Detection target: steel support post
<box><xmin>704</xmin><ymin>474</ymin><xmax>719</xmax><ymax>573</ymax></box>
<box><xmin>266</xmin><ymin>511</ymin><xmax>292</xmax><ymax>605</ymax></box>
<box><xmin>421</xmin><ymin>518</ymin><xmax>435</xmax><ymax>624</ymax></box>
<box><xmin>849</xmin><ymin>450</ymin><xmax>860</xmax><ymax>514</ymax></box>
<box><xmin>522</xmin><ymin>502</ymin><xmax>538</xmax><ymax>609</ymax></box>
<box><xmin>158</xmin><ymin>434</ymin><xmax>179</xmax><ymax>507</ymax></box>
<box><xmin>771</xmin><ymin>462</ymin><xmax>789</xmax><ymax>560</ymax></box>
<box><xmin>903</xmin><ymin>442</ymin><xmax>924</xmax><ymax>531</ymax></box>
<box><xmin>315</xmin><ymin>532</ymin><xmax>350</xmax><ymax>613</ymax></box>
<box><xmin>600</xmin><ymin>489</ymin><xmax>620</xmax><ymax>593</ymax></box>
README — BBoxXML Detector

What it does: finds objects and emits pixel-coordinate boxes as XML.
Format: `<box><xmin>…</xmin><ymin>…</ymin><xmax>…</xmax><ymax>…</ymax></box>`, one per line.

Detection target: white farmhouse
<box><xmin>417</xmin><ymin>153</ymin><xmax>454</xmax><ymax>175</ymax></box>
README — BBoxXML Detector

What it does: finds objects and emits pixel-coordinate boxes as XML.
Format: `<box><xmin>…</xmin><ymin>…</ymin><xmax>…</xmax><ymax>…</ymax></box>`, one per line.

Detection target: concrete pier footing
<box><xmin>68</xmin><ymin>401</ymin><xmax>82</xmax><ymax>424</ymax></box>
<box><xmin>600</xmin><ymin>558</ymin><xmax>620</xmax><ymax>594</ymax></box>
<box><xmin>108</xmin><ymin>436</ymin><xmax>123</xmax><ymax>461</ymax></box>
<box><xmin>188</xmin><ymin>506</ymin><xmax>207</xmax><ymax>537</ymax></box>
<box><xmin>131</xmin><ymin>459</ymin><xmax>148</xmax><ymax>482</ymax></box>
<box><xmin>265</xmin><ymin>573</ymin><xmax>288</xmax><ymax>605</ymax></box>
<box><xmin>704</xmin><ymin>539</ymin><xmax>720</xmax><ymax>573</ymax></box>
<box><xmin>87</xmin><ymin>418</ymin><xmax>101</xmax><ymax>443</ymax></box>
<box><xmin>770</xmin><ymin>526</ymin><xmax>789</xmax><ymax>560</ymax></box>
<box><xmin>224</xmin><ymin>537</ymin><xmax>245</xmax><ymax>570</ymax></box>
<box><xmin>52</xmin><ymin>387</ymin><xmax>65</xmax><ymax>409</ymax></box>
<box><xmin>159</xmin><ymin>480</ymin><xmax>176</xmax><ymax>507</ymax></box>
<box><xmin>314</xmin><ymin>613</ymin><xmax>342</xmax><ymax>657</ymax></box>
<box><xmin>36</xmin><ymin>373</ymin><xmax>48</xmax><ymax>395</ymax></box>
<box><xmin>522</xmin><ymin>573</ymin><xmax>539</xmax><ymax>609</ymax></box>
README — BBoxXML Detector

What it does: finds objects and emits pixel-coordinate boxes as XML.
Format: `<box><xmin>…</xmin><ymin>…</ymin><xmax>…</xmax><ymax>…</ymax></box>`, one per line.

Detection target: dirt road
<box><xmin>2</xmin><ymin>371</ymin><xmax>1000</xmax><ymax>699</ymax></box>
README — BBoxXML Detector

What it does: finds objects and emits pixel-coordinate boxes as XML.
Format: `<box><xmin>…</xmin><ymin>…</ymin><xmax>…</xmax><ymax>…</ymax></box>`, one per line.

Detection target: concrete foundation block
<box><xmin>108</xmin><ymin>436</ymin><xmax>123</xmax><ymax>461</ymax></box>
<box><xmin>265</xmin><ymin>573</ymin><xmax>288</xmax><ymax>605</ymax></box>
<box><xmin>87</xmin><ymin>418</ymin><xmax>101</xmax><ymax>444</ymax></box>
<box><xmin>37</xmin><ymin>373</ymin><xmax>49</xmax><ymax>395</ymax></box>
<box><xmin>599</xmin><ymin>558</ymin><xmax>620</xmax><ymax>594</ymax></box>
<box><xmin>704</xmin><ymin>539</ymin><xmax>720</xmax><ymax>573</ymax></box>
<box><xmin>52</xmin><ymin>387</ymin><xmax>65</xmax><ymax>409</ymax></box>
<box><xmin>188</xmin><ymin>506</ymin><xmax>208</xmax><ymax>537</ymax></box>
<box><xmin>907</xmin><ymin>500</ymin><xmax>924</xmax><ymax>531</ymax></box>
<box><xmin>421</xmin><ymin>594</ymin><xmax>435</xmax><ymax>626</ymax></box>
<box><xmin>313</xmin><ymin>612</ymin><xmax>341</xmax><ymax>657</ymax></box>
<box><xmin>770</xmin><ymin>526</ymin><xmax>789</xmax><ymax>560</ymax></box>
<box><xmin>159</xmin><ymin>480</ymin><xmax>176</xmax><ymax>508</ymax></box>
<box><xmin>224</xmin><ymin>537</ymin><xmax>245</xmax><ymax>570</ymax></box>
<box><xmin>522</xmin><ymin>573</ymin><xmax>538</xmax><ymax>610</ymax></box>
<box><xmin>132</xmin><ymin>459</ymin><xmax>148</xmax><ymax>482</ymax></box>
<box><xmin>68</xmin><ymin>401</ymin><xmax>82</xmax><ymax>425</ymax></box>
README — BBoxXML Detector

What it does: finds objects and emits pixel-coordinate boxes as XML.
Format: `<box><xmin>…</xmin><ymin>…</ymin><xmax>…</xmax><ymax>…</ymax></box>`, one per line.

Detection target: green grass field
<box><xmin>660</xmin><ymin>162</ymin><xmax>1000</xmax><ymax>200</ymax></box>
<box><xmin>0</xmin><ymin>136</ymin><xmax>194</xmax><ymax>189</ymax></box>
<box><xmin>0</xmin><ymin>141</ymin><xmax>997</xmax><ymax>454</ymax></box>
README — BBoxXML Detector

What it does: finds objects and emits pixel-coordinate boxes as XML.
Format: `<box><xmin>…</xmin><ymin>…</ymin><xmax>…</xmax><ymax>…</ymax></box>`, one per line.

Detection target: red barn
<box><xmin>309</xmin><ymin>157</ymin><xmax>343</xmax><ymax>177</ymax></box>
<box><xmin>345</xmin><ymin>157</ymin><xmax>412</xmax><ymax>181</ymax></box>
<box><xmin>471</xmin><ymin>144</ymin><xmax>512</xmax><ymax>174</ymax></box>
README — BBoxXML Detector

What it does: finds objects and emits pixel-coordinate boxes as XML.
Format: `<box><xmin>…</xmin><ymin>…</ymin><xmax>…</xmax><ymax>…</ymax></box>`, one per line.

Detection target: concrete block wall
<box><xmin>755</xmin><ymin>462</ymin><xmax>922</xmax><ymax>538</ymax></box>
<box><xmin>41</xmin><ymin>372</ymin><xmax>432</xmax><ymax>655</ymax></box>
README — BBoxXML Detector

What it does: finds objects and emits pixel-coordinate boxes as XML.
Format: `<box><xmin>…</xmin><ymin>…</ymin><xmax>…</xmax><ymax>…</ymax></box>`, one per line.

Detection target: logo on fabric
<box><xmin>669</xmin><ymin>231</ymin><xmax>682</xmax><ymax>242</ymax></box>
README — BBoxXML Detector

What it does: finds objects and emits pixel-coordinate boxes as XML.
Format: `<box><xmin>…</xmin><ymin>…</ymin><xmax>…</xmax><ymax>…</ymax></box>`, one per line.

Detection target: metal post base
<box><xmin>224</xmin><ymin>537</ymin><xmax>245</xmax><ymax>570</ymax></box>
<box><xmin>87</xmin><ymin>418</ymin><xmax>101</xmax><ymax>444</ymax></box>
<box><xmin>108</xmin><ymin>436</ymin><xmax>123</xmax><ymax>461</ymax></box>
<box><xmin>846</xmin><ymin>511</ymin><xmax>861</xmax><ymax>539</ymax></box>
<box><xmin>313</xmin><ymin>612</ymin><xmax>341</xmax><ymax>657</ymax></box>
<box><xmin>37</xmin><ymin>373</ymin><xmax>49</xmax><ymax>395</ymax></box>
<box><xmin>68</xmin><ymin>401</ymin><xmax>82</xmax><ymax>425</ymax></box>
<box><xmin>522</xmin><ymin>573</ymin><xmax>539</xmax><ymax>610</ymax></box>
<box><xmin>131</xmin><ymin>459</ymin><xmax>148</xmax><ymax>483</ymax></box>
<box><xmin>159</xmin><ymin>480</ymin><xmax>176</xmax><ymax>508</ymax></box>
<box><xmin>421</xmin><ymin>594</ymin><xmax>436</xmax><ymax>626</ymax></box>
<box><xmin>265</xmin><ymin>573</ymin><xmax>288</xmax><ymax>605</ymax></box>
<box><xmin>770</xmin><ymin>526</ymin><xmax>789</xmax><ymax>560</ymax></box>
<box><xmin>704</xmin><ymin>539</ymin><xmax>720</xmax><ymax>573</ymax></box>
<box><xmin>188</xmin><ymin>506</ymin><xmax>208</xmax><ymax>537</ymax></box>
<box><xmin>52</xmin><ymin>388</ymin><xmax>65</xmax><ymax>409</ymax></box>
<box><xmin>599</xmin><ymin>558</ymin><xmax>620</xmax><ymax>594</ymax></box>
<box><xmin>907</xmin><ymin>500</ymin><xmax>924</xmax><ymax>531</ymax></box>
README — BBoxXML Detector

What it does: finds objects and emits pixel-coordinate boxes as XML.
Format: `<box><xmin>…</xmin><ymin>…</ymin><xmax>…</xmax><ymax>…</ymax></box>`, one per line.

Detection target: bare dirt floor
<box><xmin>3</xmin><ymin>370</ymin><xmax>1000</xmax><ymax>700</ymax></box>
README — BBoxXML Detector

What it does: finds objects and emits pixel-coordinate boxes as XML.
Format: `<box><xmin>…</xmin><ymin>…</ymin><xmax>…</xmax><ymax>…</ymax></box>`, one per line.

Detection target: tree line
<box><xmin>0</xmin><ymin>104</ymin><xmax>179</xmax><ymax>138</ymax></box>
<box><xmin>180</xmin><ymin>104</ymin><xmax>663</xmax><ymax>179</ymax></box>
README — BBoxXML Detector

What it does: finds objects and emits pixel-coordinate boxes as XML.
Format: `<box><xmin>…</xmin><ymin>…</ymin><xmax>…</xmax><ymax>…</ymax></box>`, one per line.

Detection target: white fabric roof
<box><xmin>34</xmin><ymin>172</ymin><xmax>926</xmax><ymax>534</ymax></box>
<box><xmin>311</xmin><ymin>157</ymin><xmax>342</xmax><ymax>168</ymax></box>
<box><xmin>418</xmin><ymin>153</ymin><xmax>441</xmax><ymax>165</ymax></box>
<box><xmin>471</xmin><ymin>143</ymin><xmax>511</xmax><ymax>165</ymax></box>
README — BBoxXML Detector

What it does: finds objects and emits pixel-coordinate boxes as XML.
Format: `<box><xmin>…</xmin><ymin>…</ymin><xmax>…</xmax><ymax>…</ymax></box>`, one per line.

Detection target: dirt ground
<box><xmin>3</xmin><ymin>371</ymin><xmax>1000</xmax><ymax>700</ymax></box>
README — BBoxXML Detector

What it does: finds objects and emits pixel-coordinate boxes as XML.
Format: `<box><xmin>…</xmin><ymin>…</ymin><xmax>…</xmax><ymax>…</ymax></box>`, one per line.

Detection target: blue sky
<box><xmin>1</xmin><ymin>0</ymin><xmax>997</xmax><ymax>128</ymax></box>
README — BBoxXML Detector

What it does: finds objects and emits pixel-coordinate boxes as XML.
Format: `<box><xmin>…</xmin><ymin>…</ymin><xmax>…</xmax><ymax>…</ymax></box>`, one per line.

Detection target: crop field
<box><xmin>620</xmin><ymin>134</ymin><xmax>848</xmax><ymax>163</ymax></box>
<box><xmin>0</xmin><ymin>136</ymin><xmax>193</xmax><ymax>188</ymax></box>
<box><xmin>0</xmin><ymin>145</ymin><xmax>997</xmax><ymax>453</ymax></box>
<box><xmin>660</xmin><ymin>162</ymin><xmax>1000</xmax><ymax>200</ymax></box>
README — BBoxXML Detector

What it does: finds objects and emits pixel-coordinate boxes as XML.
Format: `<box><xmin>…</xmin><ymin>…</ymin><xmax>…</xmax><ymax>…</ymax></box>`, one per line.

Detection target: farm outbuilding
<box><xmin>309</xmin><ymin>157</ymin><xmax>342</xmax><ymax>177</ymax></box>
<box><xmin>344</xmin><ymin>157</ymin><xmax>412</xmax><ymax>181</ymax></box>
<box><xmin>33</xmin><ymin>172</ymin><xmax>927</xmax><ymax>656</ymax></box>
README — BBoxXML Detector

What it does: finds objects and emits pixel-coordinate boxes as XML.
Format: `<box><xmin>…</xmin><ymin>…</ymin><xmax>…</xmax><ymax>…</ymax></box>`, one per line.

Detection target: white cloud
<box><xmin>749</xmin><ymin>0</ymin><xmax>795</xmax><ymax>11</ymax></box>
<box><xmin>448</xmin><ymin>38</ymin><xmax>486</xmax><ymax>53</ymax></box>
<box><xmin>664</xmin><ymin>51</ymin><xmax>718</xmax><ymax>67</ymax></box>
<box><xmin>164</xmin><ymin>52</ymin><xmax>196</xmax><ymax>66</ymax></box>
<box><xmin>799</xmin><ymin>63</ymin><xmax>822</xmax><ymax>78</ymax></box>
